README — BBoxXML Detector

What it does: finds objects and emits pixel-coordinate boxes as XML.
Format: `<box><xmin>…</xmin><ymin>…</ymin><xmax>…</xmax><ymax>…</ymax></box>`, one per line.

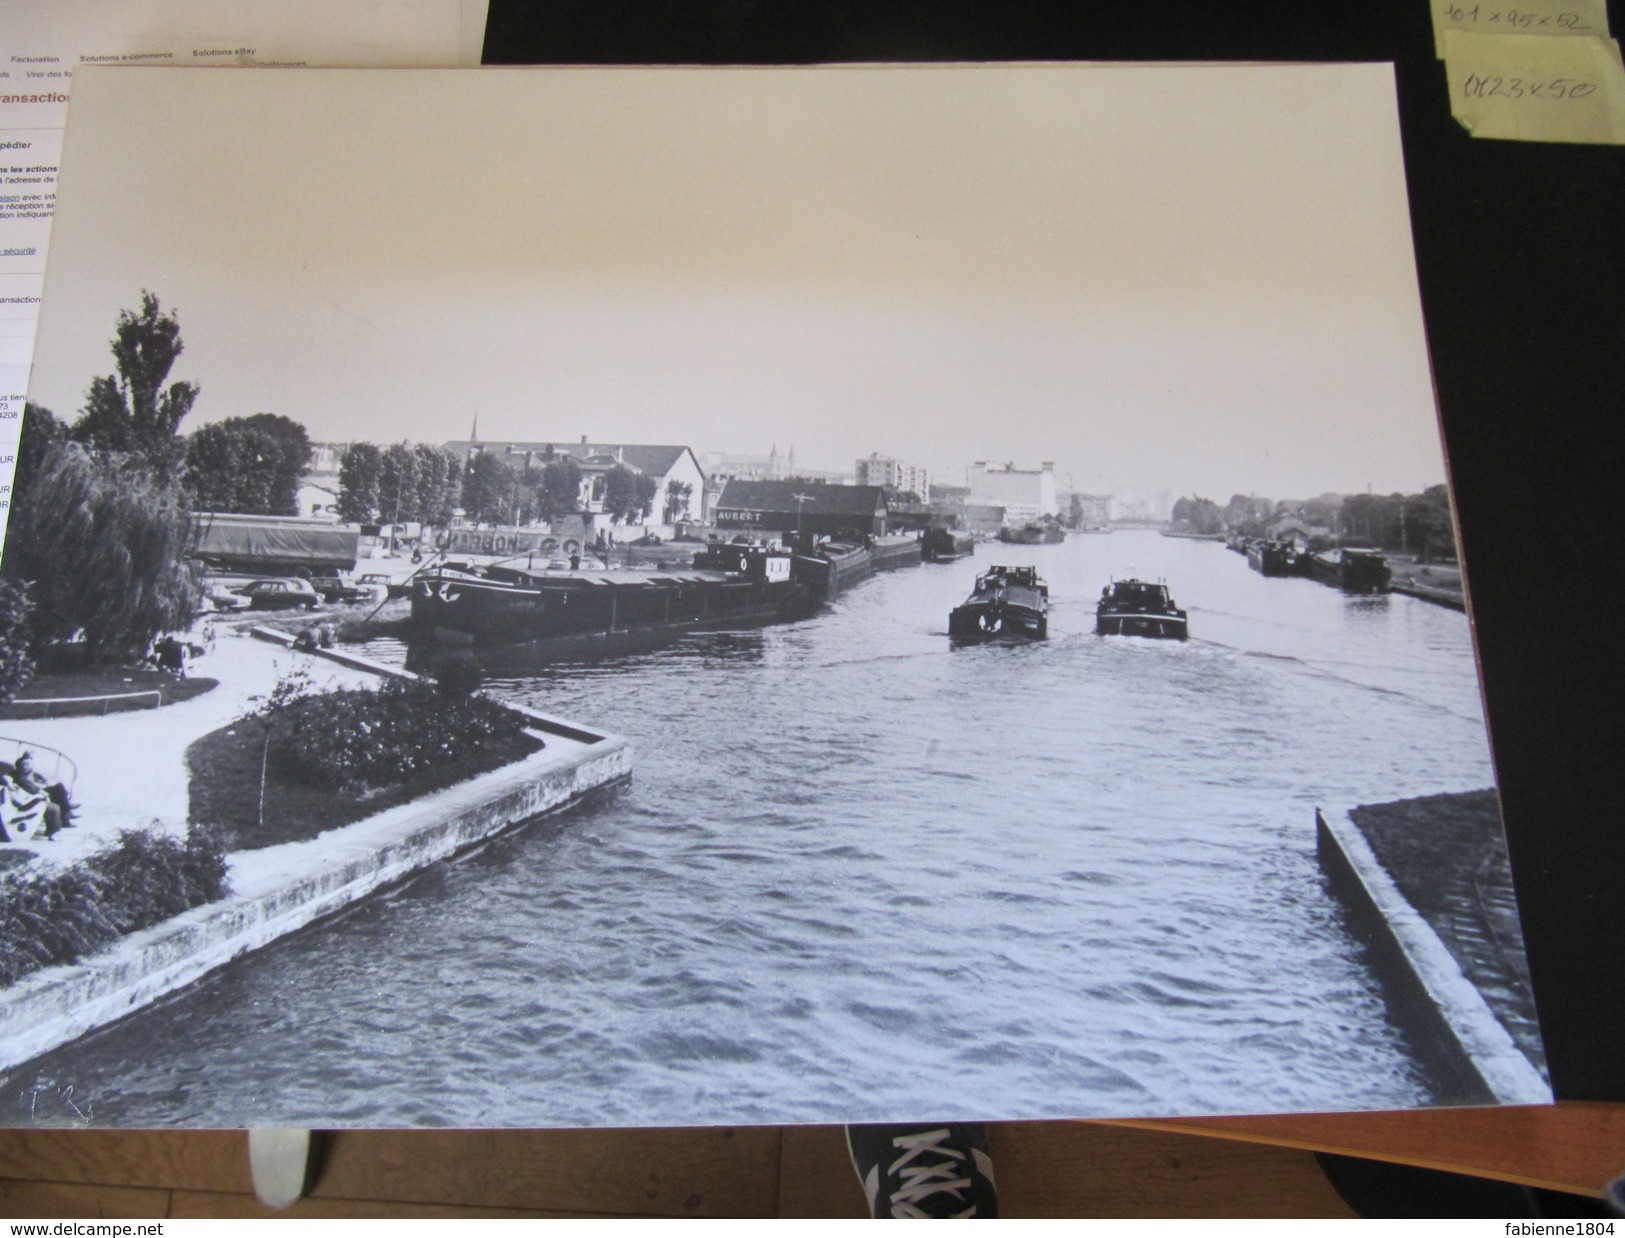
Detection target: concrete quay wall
<box><xmin>0</xmin><ymin>723</ymin><xmax>630</xmax><ymax>1074</ymax></box>
<box><xmin>1316</xmin><ymin>807</ymin><xmax>1549</xmax><ymax>1105</ymax></box>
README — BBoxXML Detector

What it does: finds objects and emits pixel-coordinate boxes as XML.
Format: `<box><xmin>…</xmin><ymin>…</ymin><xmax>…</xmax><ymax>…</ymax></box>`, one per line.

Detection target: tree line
<box><xmin>355</xmin><ymin>445</ymin><xmax>670</xmax><ymax>529</ymax></box>
<box><xmin>1170</xmin><ymin>487</ymin><xmax>1456</xmax><ymax>560</ymax></box>
<box><xmin>0</xmin><ymin>292</ymin><xmax>317</xmax><ymax>682</ymax></box>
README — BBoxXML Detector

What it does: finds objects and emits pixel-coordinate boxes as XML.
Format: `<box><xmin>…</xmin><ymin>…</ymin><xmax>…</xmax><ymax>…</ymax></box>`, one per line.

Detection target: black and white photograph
<box><xmin>0</xmin><ymin>62</ymin><xmax>1549</xmax><ymax>1130</ymax></box>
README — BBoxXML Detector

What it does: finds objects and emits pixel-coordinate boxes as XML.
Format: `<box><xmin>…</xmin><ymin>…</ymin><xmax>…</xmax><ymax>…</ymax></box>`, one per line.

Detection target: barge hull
<box><xmin>411</xmin><ymin>603</ymin><xmax>813</xmax><ymax>668</ymax></box>
<box><xmin>1096</xmin><ymin>613</ymin><xmax>1188</xmax><ymax>639</ymax></box>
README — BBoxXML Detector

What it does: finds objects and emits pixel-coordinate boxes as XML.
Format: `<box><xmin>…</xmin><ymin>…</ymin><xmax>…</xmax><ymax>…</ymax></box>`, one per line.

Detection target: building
<box><xmin>1070</xmin><ymin>493</ymin><xmax>1114</xmax><ymax>528</ymax></box>
<box><xmin>442</xmin><ymin>438</ymin><xmax>707</xmax><ymax>525</ymax></box>
<box><xmin>713</xmin><ymin>480</ymin><xmax>889</xmax><ymax>538</ymax></box>
<box><xmin>966</xmin><ymin>461</ymin><xmax>1058</xmax><ymax>524</ymax></box>
<box><xmin>301</xmin><ymin>442</ymin><xmax>347</xmax><ymax>520</ymax></box>
<box><xmin>854</xmin><ymin>453</ymin><xmax>930</xmax><ymax>501</ymax></box>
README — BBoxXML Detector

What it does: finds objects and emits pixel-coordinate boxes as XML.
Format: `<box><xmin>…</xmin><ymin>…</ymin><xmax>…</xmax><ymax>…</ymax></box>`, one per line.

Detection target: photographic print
<box><xmin>0</xmin><ymin>63</ymin><xmax>1548</xmax><ymax>1128</ymax></box>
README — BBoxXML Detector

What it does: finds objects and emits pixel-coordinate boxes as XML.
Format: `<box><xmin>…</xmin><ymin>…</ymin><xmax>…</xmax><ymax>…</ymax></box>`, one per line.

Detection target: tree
<box><xmin>600</xmin><ymin>465</ymin><xmax>637</xmax><ymax>524</ymax></box>
<box><xmin>70</xmin><ymin>292</ymin><xmax>199</xmax><ymax>473</ymax></box>
<box><xmin>436</xmin><ymin>454</ymin><xmax>463</xmax><ymax>527</ymax></box>
<box><xmin>1170</xmin><ymin>495</ymin><xmax>1223</xmax><ymax>536</ymax></box>
<box><xmin>600</xmin><ymin>464</ymin><xmax>657</xmax><ymax>524</ymax></box>
<box><xmin>337</xmin><ymin>442</ymin><xmax>383</xmax><ymax>523</ymax></box>
<box><xmin>6</xmin><ymin>404</ymin><xmax>65</xmax><ymax>555</ymax></box>
<box><xmin>4</xmin><ymin>442</ymin><xmax>199</xmax><ymax>662</ymax></box>
<box><xmin>411</xmin><ymin>443</ymin><xmax>449</xmax><ymax>526</ymax></box>
<box><xmin>183</xmin><ymin>413</ymin><xmax>312</xmax><ymax>516</ymax></box>
<box><xmin>378</xmin><ymin>443</ymin><xmax>418</xmax><ymax>533</ymax></box>
<box><xmin>461</xmin><ymin>452</ymin><xmax>514</xmax><ymax>525</ymax></box>
<box><xmin>633</xmin><ymin>473</ymin><xmax>659</xmax><ymax>523</ymax></box>
<box><xmin>539</xmin><ymin>457</ymin><xmax>582</xmax><ymax>522</ymax></box>
<box><xmin>1406</xmin><ymin>484</ymin><xmax>1456</xmax><ymax>563</ymax></box>
<box><xmin>664</xmin><ymin>479</ymin><xmax>694</xmax><ymax>524</ymax></box>
<box><xmin>1222</xmin><ymin>494</ymin><xmax>1274</xmax><ymax>538</ymax></box>
<box><xmin>0</xmin><ymin>579</ymin><xmax>35</xmax><ymax>704</ymax></box>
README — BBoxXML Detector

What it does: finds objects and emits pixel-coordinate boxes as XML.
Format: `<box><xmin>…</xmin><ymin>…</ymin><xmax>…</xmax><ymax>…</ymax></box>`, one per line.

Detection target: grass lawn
<box><xmin>185</xmin><ymin>721</ymin><xmax>543</xmax><ymax>850</ymax></box>
<box><xmin>1</xmin><ymin>667</ymin><xmax>217</xmax><ymax>718</ymax></box>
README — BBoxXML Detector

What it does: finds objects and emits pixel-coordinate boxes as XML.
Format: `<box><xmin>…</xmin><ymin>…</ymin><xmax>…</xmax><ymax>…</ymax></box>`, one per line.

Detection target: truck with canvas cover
<box><xmin>190</xmin><ymin>513</ymin><xmax>360</xmax><ymax>576</ymax></box>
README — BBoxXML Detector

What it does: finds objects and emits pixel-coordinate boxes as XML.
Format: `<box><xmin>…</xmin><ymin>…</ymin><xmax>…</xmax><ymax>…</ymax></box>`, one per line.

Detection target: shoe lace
<box><xmin>885</xmin><ymin>1128</ymin><xmax>977</xmax><ymax>1218</ymax></box>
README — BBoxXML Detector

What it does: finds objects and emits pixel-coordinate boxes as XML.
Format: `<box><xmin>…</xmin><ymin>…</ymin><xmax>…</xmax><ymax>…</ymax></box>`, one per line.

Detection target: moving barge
<box><xmin>410</xmin><ymin>544</ymin><xmax>818</xmax><ymax>661</ymax></box>
<box><xmin>1096</xmin><ymin>578</ymin><xmax>1189</xmax><ymax>639</ymax></box>
<box><xmin>949</xmin><ymin>565</ymin><xmax>1049</xmax><ymax>641</ymax></box>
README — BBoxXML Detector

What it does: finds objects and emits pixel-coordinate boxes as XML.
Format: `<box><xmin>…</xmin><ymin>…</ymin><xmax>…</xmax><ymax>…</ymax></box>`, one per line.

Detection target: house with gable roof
<box><xmin>442</xmin><ymin>437</ymin><xmax>708</xmax><ymax>526</ymax></box>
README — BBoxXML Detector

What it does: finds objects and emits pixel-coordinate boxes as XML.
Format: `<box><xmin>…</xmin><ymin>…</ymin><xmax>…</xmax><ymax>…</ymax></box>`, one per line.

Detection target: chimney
<box><xmin>581</xmin><ymin>435</ymin><xmax>588</xmax><ymax>445</ymax></box>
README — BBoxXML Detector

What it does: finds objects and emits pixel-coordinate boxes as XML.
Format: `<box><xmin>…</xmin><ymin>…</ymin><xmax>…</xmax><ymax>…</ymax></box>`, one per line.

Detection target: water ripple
<box><xmin>3</xmin><ymin>532</ymin><xmax>1495</xmax><ymax>1128</ymax></box>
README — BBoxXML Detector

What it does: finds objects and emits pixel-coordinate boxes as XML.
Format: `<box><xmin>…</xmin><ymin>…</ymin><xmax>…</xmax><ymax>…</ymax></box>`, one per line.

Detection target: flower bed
<box><xmin>186</xmin><ymin>677</ymin><xmax>543</xmax><ymax>850</ymax></box>
<box><xmin>0</xmin><ymin>826</ymin><xmax>229</xmax><ymax>988</ymax></box>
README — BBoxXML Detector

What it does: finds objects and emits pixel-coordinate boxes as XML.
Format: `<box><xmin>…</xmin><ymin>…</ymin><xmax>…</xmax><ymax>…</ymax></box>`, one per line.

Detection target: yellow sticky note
<box><xmin>1431</xmin><ymin>0</ymin><xmax>1613</xmax><ymax>57</ymax></box>
<box><xmin>1442</xmin><ymin>30</ymin><xmax>1625</xmax><ymax>142</ymax></box>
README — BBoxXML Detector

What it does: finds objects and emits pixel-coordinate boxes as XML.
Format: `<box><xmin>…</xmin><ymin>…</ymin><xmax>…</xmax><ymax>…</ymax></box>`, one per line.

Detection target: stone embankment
<box><xmin>0</xmin><ymin>632</ymin><xmax>629</xmax><ymax>1072</ymax></box>
<box><xmin>1387</xmin><ymin>559</ymin><xmax>1466</xmax><ymax>611</ymax></box>
<box><xmin>1317</xmin><ymin>792</ymin><xmax>1548</xmax><ymax>1105</ymax></box>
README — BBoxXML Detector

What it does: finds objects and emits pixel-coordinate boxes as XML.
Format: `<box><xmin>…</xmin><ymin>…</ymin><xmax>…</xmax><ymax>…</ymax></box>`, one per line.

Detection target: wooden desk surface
<box><xmin>1120</xmin><ymin>1102</ymin><xmax>1625</xmax><ymax>1197</ymax></box>
<box><xmin>0</xmin><ymin>1105</ymin><xmax>1619</xmax><ymax>1217</ymax></box>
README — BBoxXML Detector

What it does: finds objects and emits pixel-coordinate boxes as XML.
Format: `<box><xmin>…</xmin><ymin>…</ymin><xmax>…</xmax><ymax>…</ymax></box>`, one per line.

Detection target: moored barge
<box><xmin>788</xmin><ymin>532</ymin><xmax>923</xmax><ymax>601</ymax></box>
<box><xmin>1247</xmin><ymin>539</ymin><xmax>1301</xmax><ymax>577</ymax></box>
<box><xmin>922</xmin><ymin>527</ymin><xmax>975</xmax><ymax>562</ymax></box>
<box><xmin>1096</xmin><ymin>578</ymin><xmax>1188</xmax><ymax>639</ymax></box>
<box><xmin>410</xmin><ymin>543</ymin><xmax>818</xmax><ymax>661</ymax></box>
<box><xmin>949</xmin><ymin>565</ymin><xmax>1049</xmax><ymax>641</ymax></box>
<box><xmin>1307</xmin><ymin>546</ymin><xmax>1392</xmax><ymax>594</ymax></box>
<box><xmin>998</xmin><ymin>523</ymin><xmax>1066</xmax><ymax>545</ymax></box>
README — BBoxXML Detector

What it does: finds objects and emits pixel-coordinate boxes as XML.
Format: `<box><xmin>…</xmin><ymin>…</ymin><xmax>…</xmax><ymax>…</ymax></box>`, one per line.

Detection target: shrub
<box><xmin>266</xmin><ymin>677</ymin><xmax>528</xmax><ymax>798</ymax></box>
<box><xmin>0</xmin><ymin>823</ymin><xmax>230</xmax><ymax>989</ymax></box>
<box><xmin>0</xmin><ymin>579</ymin><xmax>35</xmax><ymax>704</ymax></box>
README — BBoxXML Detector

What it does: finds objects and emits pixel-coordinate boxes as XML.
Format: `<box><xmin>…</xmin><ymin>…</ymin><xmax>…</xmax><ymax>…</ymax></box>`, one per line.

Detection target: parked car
<box><xmin>359</xmin><ymin>571</ymin><xmax>414</xmax><ymax>599</ymax></box>
<box><xmin>310</xmin><ymin>573</ymin><xmax>383</xmax><ymax>604</ymax></box>
<box><xmin>628</xmin><ymin>533</ymin><xmax>663</xmax><ymax>547</ymax></box>
<box><xmin>237</xmin><ymin>578</ymin><xmax>323</xmax><ymax>611</ymax></box>
<box><xmin>201</xmin><ymin>582</ymin><xmax>252</xmax><ymax>613</ymax></box>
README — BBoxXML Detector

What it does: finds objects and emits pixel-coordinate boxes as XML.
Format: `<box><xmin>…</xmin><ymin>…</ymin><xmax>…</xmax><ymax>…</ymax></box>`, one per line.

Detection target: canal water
<box><xmin>8</xmin><ymin>531</ymin><xmax>1503</xmax><ymax>1128</ymax></box>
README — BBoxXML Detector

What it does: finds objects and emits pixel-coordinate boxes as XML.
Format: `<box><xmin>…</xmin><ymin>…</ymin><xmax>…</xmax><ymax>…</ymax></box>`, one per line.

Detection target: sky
<box><xmin>28</xmin><ymin>63</ymin><xmax>1449</xmax><ymax>503</ymax></box>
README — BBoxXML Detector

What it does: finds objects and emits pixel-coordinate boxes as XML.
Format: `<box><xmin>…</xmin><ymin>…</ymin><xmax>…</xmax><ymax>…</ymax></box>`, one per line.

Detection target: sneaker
<box><xmin>845</xmin><ymin>1123</ymin><xmax>999</xmax><ymax>1218</ymax></box>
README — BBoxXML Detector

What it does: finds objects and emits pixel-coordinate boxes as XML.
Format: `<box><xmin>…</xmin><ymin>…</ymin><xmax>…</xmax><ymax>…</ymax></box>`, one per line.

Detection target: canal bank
<box><xmin>0</xmin><ymin>632</ymin><xmax>629</xmax><ymax>1074</ymax></box>
<box><xmin>1317</xmin><ymin>795</ymin><xmax>1548</xmax><ymax>1105</ymax></box>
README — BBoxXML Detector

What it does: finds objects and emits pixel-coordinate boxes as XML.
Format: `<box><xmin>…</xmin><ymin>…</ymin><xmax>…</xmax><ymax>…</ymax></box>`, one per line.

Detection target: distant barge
<box><xmin>998</xmin><ymin>523</ymin><xmax>1065</xmax><ymax>545</ymax></box>
<box><xmin>410</xmin><ymin>544</ymin><xmax>819</xmax><ymax>660</ymax></box>
<box><xmin>1308</xmin><ymin>547</ymin><xmax>1392</xmax><ymax>594</ymax></box>
<box><xmin>921</xmin><ymin>528</ymin><xmax>975</xmax><ymax>562</ymax></box>
<box><xmin>789</xmin><ymin>532</ymin><xmax>922</xmax><ymax>600</ymax></box>
<box><xmin>1247</xmin><ymin>539</ymin><xmax>1301</xmax><ymax>578</ymax></box>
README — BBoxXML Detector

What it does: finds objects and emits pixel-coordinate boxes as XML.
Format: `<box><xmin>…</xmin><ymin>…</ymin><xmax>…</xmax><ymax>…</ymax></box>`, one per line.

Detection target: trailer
<box><xmin>189</xmin><ymin>513</ymin><xmax>360</xmax><ymax>576</ymax></box>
